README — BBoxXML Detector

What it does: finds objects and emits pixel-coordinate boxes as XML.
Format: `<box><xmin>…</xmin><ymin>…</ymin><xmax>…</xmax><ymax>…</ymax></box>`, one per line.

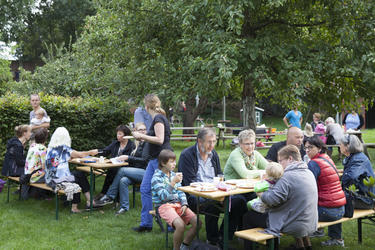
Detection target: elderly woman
<box><xmin>304</xmin><ymin>136</ymin><xmax>346</xmax><ymax>247</ymax></box>
<box><xmin>340</xmin><ymin>135</ymin><xmax>375</xmax><ymax>209</ymax></box>
<box><xmin>45</xmin><ymin>127</ymin><xmax>101</xmax><ymax>213</ymax></box>
<box><xmin>97</xmin><ymin>122</ymin><xmax>149</xmax><ymax>215</ymax></box>
<box><xmin>224</xmin><ymin>129</ymin><xmax>268</xmax><ymax>180</ymax></box>
<box><xmin>2</xmin><ymin>125</ymin><xmax>32</xmax><ymax>177</ymax></box>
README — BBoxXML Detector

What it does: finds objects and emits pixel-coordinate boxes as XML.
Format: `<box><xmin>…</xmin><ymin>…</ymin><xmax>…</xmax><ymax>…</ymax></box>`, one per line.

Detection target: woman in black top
<box><xmin>97</xmin><ymin>122</ymin><xmax>149</xmax><ymax>215</ymax></box>
<box><xmin>2</xmin><ymin>125</ymin><xmax>32</xmax><ymax>177</ymax></box>
<box><xmin>95</xmin><ymin>125</ymin><xmax>134</xmax><ymax>199</ymax></box>
<box><xmin>132</xmin><ymin>94</ymin><xmax>171</xmax><ymax>232</ymax></box>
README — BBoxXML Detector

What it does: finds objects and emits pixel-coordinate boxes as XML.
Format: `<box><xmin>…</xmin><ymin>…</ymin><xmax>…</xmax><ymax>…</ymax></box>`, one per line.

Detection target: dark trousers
<box><xmin>71</xmin><ymin>170</ymin><xmax>90</xmax><ymax>204</ymax></box>
<box><xmin>242</xmin><ymin>210</ymin><xmax>269</xmax><ymax>249</ymax></box>
<box><xmin>188</xmin><ymin>192</ymin><xmax>252</xmax><ymax>242</ymax></box>
<box><xmin>101</xmin><ymin>168</ymin><xmax>120</xmax><ymax>194</ymax></box>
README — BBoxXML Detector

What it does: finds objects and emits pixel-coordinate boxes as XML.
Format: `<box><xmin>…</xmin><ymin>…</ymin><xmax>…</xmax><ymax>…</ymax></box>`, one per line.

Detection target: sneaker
<box><xmin>115</xmin><ymin>208</ymin><xmax>127</xmax><ymax>215</ymax></box>
<box><xmin>321</xmin><ymin>238</ymin><xmax>345</xmax><ymax>247</ymax></box>
<box><xmin>96</xmin><ymin>195</ymin><xmax>113</xmax><ymax>206</ymax></box>
<box><xmin>94</xmin><ymin>193</ymin><xmax>104</xmax><ymax>201</ymax></box>
<box><xmin>132</xmin><ymin>226</ymin><xmax>152</xmax><ymax>233</ymax></box>
<box><xmin>309</xmin><ymin>228</ymin><xmax>325</xmax><ymax>238</ymax></box>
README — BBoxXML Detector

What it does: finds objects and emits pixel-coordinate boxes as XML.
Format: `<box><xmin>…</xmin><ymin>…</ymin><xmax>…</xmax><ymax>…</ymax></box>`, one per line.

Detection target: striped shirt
<box><xmin>151</xmin><ymin>169</ymin><xmax>187</xmax><ymax>207</ymax></box>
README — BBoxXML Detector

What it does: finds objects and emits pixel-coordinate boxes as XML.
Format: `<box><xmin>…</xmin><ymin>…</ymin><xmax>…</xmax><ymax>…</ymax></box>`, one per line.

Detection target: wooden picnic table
<box><xmin>69</xmin><ymin>158</ymin><xmax>128</xmax><ymax>211</ymax></box>
<box><xmin>178</xmin><ymin>179</ymin><xmax>258</xmax><ymax>250</ymax></box>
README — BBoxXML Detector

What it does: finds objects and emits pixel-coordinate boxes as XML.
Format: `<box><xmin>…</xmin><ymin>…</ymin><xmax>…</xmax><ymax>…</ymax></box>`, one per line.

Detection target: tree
<box><xmin>15</xmin><ymin>0</ymin><xmax>375</xmax><ymax>130</ymax></box>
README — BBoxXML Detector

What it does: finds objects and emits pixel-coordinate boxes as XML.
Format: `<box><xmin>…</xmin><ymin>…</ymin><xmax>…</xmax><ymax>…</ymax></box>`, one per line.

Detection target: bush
<box><xmin>0</xmin><ymin>93</ymin><xmax>132</xmax><ymax>167</ymax></box>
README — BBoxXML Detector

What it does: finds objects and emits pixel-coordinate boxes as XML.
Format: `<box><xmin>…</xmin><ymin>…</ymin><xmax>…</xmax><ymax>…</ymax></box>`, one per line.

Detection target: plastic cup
<box><xmin>217</xmin><ymin>174</ymin><xmax>224</xmax><ymax>182</ymax></box>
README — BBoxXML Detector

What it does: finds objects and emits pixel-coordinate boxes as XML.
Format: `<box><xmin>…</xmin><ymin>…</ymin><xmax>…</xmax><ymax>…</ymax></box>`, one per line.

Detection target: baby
<box><xmin>247</xmin><ymin>162</ymin><xmax>284</xmax><ymax>213</ymax></box>
<box><xmin>30</xmin><ymin>109</ymin><xmax>50</xmax><ymax>127</ymax></box>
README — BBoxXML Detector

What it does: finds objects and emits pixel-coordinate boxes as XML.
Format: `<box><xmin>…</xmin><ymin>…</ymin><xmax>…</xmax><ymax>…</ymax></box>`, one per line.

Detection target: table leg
<box><xmin>223</xmin><ymin>196</ymin><xmax>229</xmax><ymax>250</ymax></box>
<box><xmin>90</xmin><ymin>167</ymin><xmax>93</xmax><ymax>212</ymax></box>
<box><xmin>196</xmin><ymin>197</ymin><xmax>200</xmax><ymax>240</ymax></box>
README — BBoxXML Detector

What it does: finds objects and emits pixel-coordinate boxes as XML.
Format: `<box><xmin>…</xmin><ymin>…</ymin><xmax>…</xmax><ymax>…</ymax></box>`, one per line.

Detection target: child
<box><xmin>151</xmin><ymin>149</ymin><xmax>200</xmax><ymax>250</ymax></box>
<box><xmin>247</xmin><ymin>162</ymin><xmax>284</xmax><ymax>213</ymax></box>
<box><xmin>30</xmin><ymin>109</ymin><xmax>50</xmax><ymax>127</ymax></box>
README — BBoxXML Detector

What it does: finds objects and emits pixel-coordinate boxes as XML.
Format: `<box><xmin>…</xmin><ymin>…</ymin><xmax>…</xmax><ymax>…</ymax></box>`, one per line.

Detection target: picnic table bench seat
<box><xmin>7</xmin><ymin>176</ymin><xmax>65</xmax><ymax>220</ymax></box>
<box><xmin>234</xmin><ymin>209</ymin><xmax>375</xmax><ymax>249</ymax></box>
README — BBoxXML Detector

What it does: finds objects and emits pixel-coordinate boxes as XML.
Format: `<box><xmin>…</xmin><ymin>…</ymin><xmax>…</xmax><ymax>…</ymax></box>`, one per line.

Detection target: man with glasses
<box><xmin>266</xmin><ymin>126</ymin><xmax>306</xmax><ymax>162</ymax></box>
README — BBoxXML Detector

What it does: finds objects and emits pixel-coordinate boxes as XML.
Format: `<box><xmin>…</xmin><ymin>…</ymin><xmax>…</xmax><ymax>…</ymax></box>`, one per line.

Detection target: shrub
<box><xmin>0</xmin><ymin>93</ymin><xmax>132</xmax><ymax>167</ymax></box>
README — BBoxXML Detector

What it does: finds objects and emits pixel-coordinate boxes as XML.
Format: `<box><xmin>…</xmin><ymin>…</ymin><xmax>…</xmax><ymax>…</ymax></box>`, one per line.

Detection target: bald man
<box><xmin>265</xmin><ymin>127</ymin><xmax>306</xmax><ymax>162</ymax></box>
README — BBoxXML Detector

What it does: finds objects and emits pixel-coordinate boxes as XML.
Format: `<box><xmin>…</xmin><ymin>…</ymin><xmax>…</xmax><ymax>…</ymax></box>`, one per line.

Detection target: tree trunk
<box><xmin>182</xmin><ymin>95</ymin><xmax>208</xmax><ymax>134</ymax></box>
<box><xmin>242</xmin><ymin>77</ymin><xmax>256</xmax><ymax>131</ymax></box>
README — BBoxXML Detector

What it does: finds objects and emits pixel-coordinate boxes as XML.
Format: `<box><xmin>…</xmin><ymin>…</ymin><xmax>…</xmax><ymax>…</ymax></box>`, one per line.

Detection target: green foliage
<box><xmin>0</xmin><ymin>58</ymin><xmax>13</xmax><ymax>95</ymax></box>
<box><xmin>0</xmin><ymin>93</ymin><xmax>131</xmax><ymax>165</ymax></box>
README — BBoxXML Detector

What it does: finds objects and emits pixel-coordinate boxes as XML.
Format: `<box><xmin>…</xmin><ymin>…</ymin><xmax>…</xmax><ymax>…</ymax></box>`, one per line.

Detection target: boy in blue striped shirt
<box><xmin>152</xmin><ymin>149</ymin><xmax>200</xmax><ymax>250</ymax></box>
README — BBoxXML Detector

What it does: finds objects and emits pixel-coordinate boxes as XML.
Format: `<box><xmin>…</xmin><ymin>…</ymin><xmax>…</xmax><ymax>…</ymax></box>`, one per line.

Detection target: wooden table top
<box><xmin>178</xmin><ymin>180</ymin><xmax>257</xmax><ymax>202</ymax></box>
<box><xmin>69</xmin><ymin>158</ymin><xmax>128</xmax><ymax>169</ymax></box>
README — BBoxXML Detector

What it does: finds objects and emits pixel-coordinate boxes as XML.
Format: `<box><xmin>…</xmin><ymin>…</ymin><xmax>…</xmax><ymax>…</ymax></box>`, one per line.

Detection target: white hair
<box><xmin>48</xmin><ymin>127</ymin><xmax>71</xmax><ymax>148</ymax></box>
<box><xmin>325</xmin><ymin>117</ymin><xmax>335</xmax><ymax>124</ymax></box>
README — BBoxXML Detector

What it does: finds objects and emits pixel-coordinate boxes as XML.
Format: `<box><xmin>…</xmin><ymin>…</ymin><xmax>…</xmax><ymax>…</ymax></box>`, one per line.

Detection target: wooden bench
<box><xmin>75</xmin><ymin>166</ymin><xmax>140</xmax><ymax>208</ymax></box>
<box><xmin>234</xmin><ymin>209</ymin><xmax>375</xmax><ymax>249</ymax></box>
<box><xmin>7</xmin><ymin>177</ymin><xmax>65</xmax><ymax>220</ymax></box>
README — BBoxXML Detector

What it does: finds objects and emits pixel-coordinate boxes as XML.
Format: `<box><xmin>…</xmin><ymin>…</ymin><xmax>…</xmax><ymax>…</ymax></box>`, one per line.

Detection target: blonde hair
<box><xmin>48</xmin><ymin>127</ymin><xmax>71</xmax><ymax>148</ymax></box>
<box><xmin>144</xmin><ymin>94</ymin><xmax>166</xmax><ymax>116</ymax></box>
<box><xmin>266</xmin><ymin>162</ymin><xmax>284</xmax><ymax>181</ymax></box>
<box><xmin>238</xmin><ymin>129</ymin><xmax>256</xmax><ymax>144</ymax></box>
<box><xmin>15</xmin><ymin>125</ymin><xmax>30</xmax><ymax>138</ymax></box>
<box><xmin>131</xmin><ymin>122</ymin><xmax>146</xmax><ymax>155</ymax></box>
<box><xmin>35</xmin><ymin>109</ymin><xmax>44</xmax><ymax>116</ymax></box>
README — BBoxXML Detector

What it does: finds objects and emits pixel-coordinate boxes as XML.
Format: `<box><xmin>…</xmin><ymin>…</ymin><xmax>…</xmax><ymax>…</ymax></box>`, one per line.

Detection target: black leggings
<box><xmin>101</xmin><ymin>167</ymin><xmax>119</xmax><ymax>194</ymax></box>
<box><xmin>71</xmin><ymin>170</ymin><xmax>90</xmax><ymax>204</ymax></box>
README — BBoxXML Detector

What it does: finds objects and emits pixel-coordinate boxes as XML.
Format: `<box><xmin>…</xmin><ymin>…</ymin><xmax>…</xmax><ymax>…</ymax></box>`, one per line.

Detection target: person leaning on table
<box><xmin>304</xmin><ymin>135</ymin><xmax>346</xmax><ymax>247</ymax></box>
<box><xmin>45</xmin><ymin>127</ymin><xmax>102</xmax><ymax>213</ymax></box>
<box><xmin>242</xmin><ymin>144</ymin><xmax>318</xmax><ymax>250</ymax></box>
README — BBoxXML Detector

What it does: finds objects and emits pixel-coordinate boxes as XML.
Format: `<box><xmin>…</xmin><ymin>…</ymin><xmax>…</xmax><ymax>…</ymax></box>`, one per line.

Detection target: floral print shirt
<box><xmin>45</xmin><ymin>145</ymin><xmax>73</xmax><ymax>185</ymax></box>
<box><xmin>24</xmin><ymin>143</ymin><xmax>47</xmax><ymax>183</ymax></box>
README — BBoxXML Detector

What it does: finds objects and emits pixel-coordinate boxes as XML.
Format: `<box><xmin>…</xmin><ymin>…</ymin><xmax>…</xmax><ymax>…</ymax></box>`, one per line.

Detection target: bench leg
<box><xmin>55</xmin><ymin>193</ymin><xmax>59</xmax><ymax>220</ymax></box>
<box><xmin>19</xmin><ymin>184</ymin><xmax>22</xmax><ymax>200</ymax></box>
<box><xmin>267</xmin><ymin>238</ymin><xmax>275</xmax><ymax>250</ymax></box>
<box><xmin>358</xmin><ymin>218</ymin><xmax>362</xmax><ymax>244</ymax></box>
<box><xmin>196</xmin><ymin>196</ymin><xmax>200</xmax><ymax>240</ymax></box>
<box><xmin>165</xmin><ymin>221</ymin><xmax>168</xmax><ymax>250</ymax></box>
<box><xmin>133</xmin><ymin>185</ymin><xmax>135</xmax><ymax>208</ymax></box>
<box><xmin>7</xmin><ymin>178</ymin><xmax>10</xmax><ymax>203</ymax></box>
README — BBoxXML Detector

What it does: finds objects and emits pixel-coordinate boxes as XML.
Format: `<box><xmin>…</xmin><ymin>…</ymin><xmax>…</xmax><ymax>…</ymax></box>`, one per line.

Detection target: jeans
<box><xmin>106</xmin><ymin>167</ymin><xmax>145</xmax><ymax>210</ymax></box>
<box><xmin>101</xmin><ymin>167</ymin><xmax>120</xmax><ymax>194</ymax></box>
<box><xmin>318</xmin><ymin>205</ymin><xmax>345</xmax><ymax>239</ymax></box>
<box><xmin>139</xmin><ymin>158</ymin><xmax>159</xmax><ymax>227</ymax></box>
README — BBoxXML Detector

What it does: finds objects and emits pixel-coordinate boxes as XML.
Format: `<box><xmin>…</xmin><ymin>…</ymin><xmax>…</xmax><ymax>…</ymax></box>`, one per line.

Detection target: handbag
<box><xmin>318</xmin><ymin>156</ymin><xmax>354</xmax><ymax>217</ymax></box>
<box><xmin>19</xmin><ymin>169</ymin><xmax>39</xmax><ymax>185</ymax></box>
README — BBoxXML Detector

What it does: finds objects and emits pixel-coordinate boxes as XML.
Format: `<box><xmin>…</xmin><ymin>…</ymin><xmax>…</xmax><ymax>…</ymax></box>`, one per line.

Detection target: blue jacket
<box><xmin>177</xmin><ymin>144</ymin><xmax>221</xmax><ymax>187</ymax></box>
<box><xmin>342</xmin><ymin>152</ymin><xmax>375</xmax><ymax>204</ymax></box>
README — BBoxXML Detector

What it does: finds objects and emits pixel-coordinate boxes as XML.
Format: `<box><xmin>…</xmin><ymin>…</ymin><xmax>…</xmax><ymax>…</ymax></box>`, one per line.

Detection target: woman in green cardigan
<box><xmin>224</xmin><ymin>129</ymin><xmax>268</xmax><ymax>180</ymax></box>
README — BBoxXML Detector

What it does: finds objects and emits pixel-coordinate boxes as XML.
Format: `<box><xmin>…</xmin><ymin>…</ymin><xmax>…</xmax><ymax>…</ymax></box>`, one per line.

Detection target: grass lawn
<box><xmin>1</xmin><ymin>127</ymin><xmax>375</xmax><ymax>249</ymax></box>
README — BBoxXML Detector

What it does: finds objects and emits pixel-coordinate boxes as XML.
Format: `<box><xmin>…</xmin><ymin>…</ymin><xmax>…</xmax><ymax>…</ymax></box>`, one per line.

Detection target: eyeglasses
<box><xmin>137</xmin><ymin>128</ymin><xmax>147</xmax><ymax>132</ymax></box>
<box><xmin>304</xmin><ymin>145</ymin><xmax>315</xmax><ymax>151</ymax></box>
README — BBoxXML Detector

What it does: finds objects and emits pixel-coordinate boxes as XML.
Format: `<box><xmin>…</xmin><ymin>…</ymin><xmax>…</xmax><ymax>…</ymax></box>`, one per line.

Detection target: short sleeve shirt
<box><xmin>145</xmin><ymin>114</ymin><xmax>171</xmax><ymax>159</ymax></box>
<box><xmin>25</xmin><ymin>143</ymin><xmax>47</xmax><ymax>183</ymax></box>
<box><xmin>285</xmin><ymin>110</ymin><xmax>302</xmax><ymax>128</ymax></box>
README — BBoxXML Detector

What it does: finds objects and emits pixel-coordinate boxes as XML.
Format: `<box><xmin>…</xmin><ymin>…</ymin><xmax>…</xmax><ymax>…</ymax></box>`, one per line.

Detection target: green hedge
<box><xmin>0</xmin><ymin>93</ymin><xmax>132</xmax><ymax>167</ymax></box>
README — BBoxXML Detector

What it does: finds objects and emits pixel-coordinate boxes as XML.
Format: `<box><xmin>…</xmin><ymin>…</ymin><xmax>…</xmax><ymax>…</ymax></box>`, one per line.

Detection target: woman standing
<box><xmin>2</xmin><ymin>125</ymin><xmax>32</xmax><ymax>177</ymax></box>
<box><xmin>304</xmin><ymin>136</ymin><xmax>346</xmax><ymax>247</ymax></box>
<box><xmin>342</xmin><ymin>111</ymin><xmax>364</xmax><ymax>131</ymax></box>
<box><xmin>132</xmin><ymin>94</ymin><xmax>171</xmax><ymax>232</ymax></box>
<box><xmin>45</xmin><ymin>127</ymin><xmax>101</xmax><ymax>213</ymax></box>
<box><xmin>98</xmin><ymin>122</ymin><xmax>149</xmax><ymax>215</ymax></box>
<box><xmin>283</xmin><ymin>107</ymin><xmax>303</xmax><ymax>129</ymax></box>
